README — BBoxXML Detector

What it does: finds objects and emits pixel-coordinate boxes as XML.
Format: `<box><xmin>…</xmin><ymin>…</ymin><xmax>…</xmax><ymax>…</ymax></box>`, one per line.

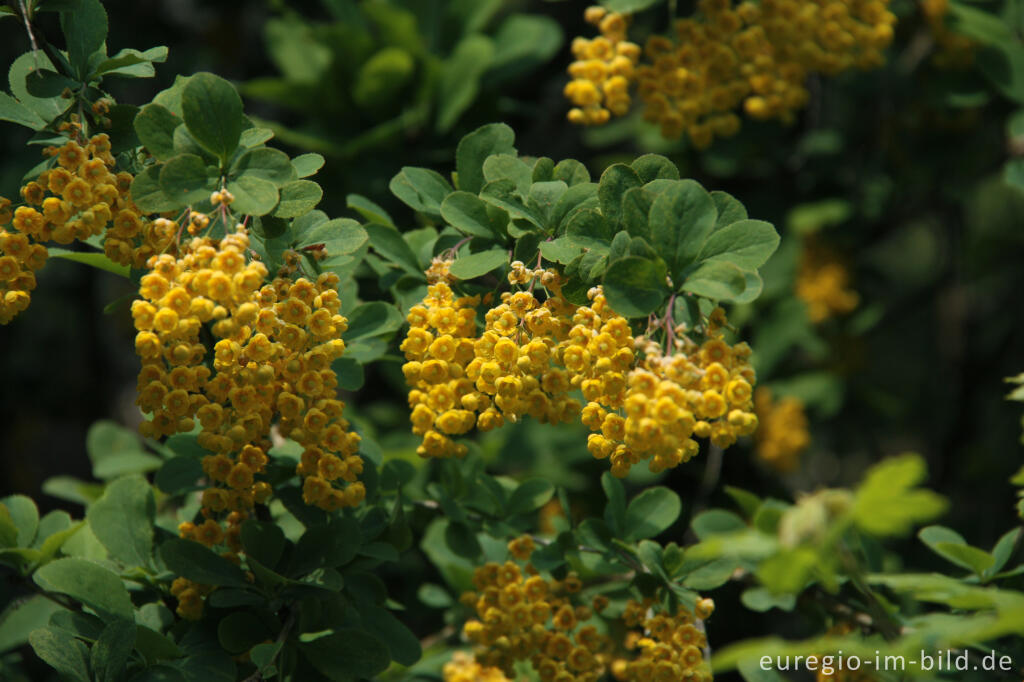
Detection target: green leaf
<box><xmin>631</xmin><ymin>154</ymin><xmax>680</xmax><ymax>183</ymax></box>
<box><xmin>711</xmin><ymin>190</ymin><xmax>749</xmax><ymax>228</ymax></box>
<box><xmin>158</xmin><ymin>538</ymin><xmax>249</xmax><ymax>588</ymax></box>
<box><xmin>359</xmin><ymin>604</ymin><xmax>422</xmax><ymax>666</ymax></box>
<box><xmin>697</xmin><ymin>219</ymin><xmax>779</xmax><ymax>270</ymax></box>
<box><xmin>86</xmin><ymin>475</ymin><xmax>154</xmax><ymax>568</ymax></box>
<box><xmin>0</xmin><ymin>595</ymin><xmax>62</xmax><ymax>653</ymax></box>
<box><xmin>436</xmin><ymin>34</ymin><xmax>495</xmax><ymax>133</ymax></box>
<box><xmin>932</xmin><ymin>542</ymin><xmax>996</xmax><ymax>575</ymax></box>
<box><xmin>93</xmin><ymin>46</ymin><xmax>168</xmax><ymax>78</ymax></box>
<box><xmin>29</xmin><ymin>628</ymin><xmax>90</xmax><ymax>682</ymax></box>
<box><xmin>740</xmin><ymin>587</ymin><xmax>796</xmax><ymax>612</ymax></box>
<box><xmin>681</xmin><ymin>556</ymin><xmax>739</xmax><ymax>590</ymax></box>
<box><xmin>988</xmin><ymin>528</ymin><xmax>1021</xmax><ymax>576</ymax></box>
<box><xmin>449</xmin><ymin>249</ymin><xmax>508</xmax><ymax>279</ymax></box>
<box><xmin>852</xmin><ymin>454</ymin><xmax>948</xmax><ymax>537</ymax></box>
<box><xmin>483</xmin><ymin>154</ymin><xmax>533</xmax><ymax>196</ymax></box>
<box><xmin>553</xmin><ymin>159</ymin><xmax>590</xmax><ymax>186</ymax></box>
<box><xmin>725</xmin><ymin>486</ymin><xmax>762</xmax><ymax>519</ymax></box>
<box><xmin>302</xmin><ymin>219</ymin><xmax>368</xmax><ymax>256</ymax></box>
<box><xmin>480</xmin><ymin>179</ymin><xmax>543</xmax><ymax>228</ymax></box>
<box><xmin>364</xmin><ymin>223</ymin><xmax>422</xmax><ymax>274</ymax></box>
<box><xmin>732</xmin><ymin>271</ymin><xmax>764</xmax><ymax>304</ymax></box>
<box><xmin>681</xmin><ymin>260</ymin><xmax>747</xmax><ymax>300</ymax></box>
<box><xmin>159</xmin><ymin>154</ymin><xmax>214</xmax><ymax>205</ymax></box>
<box><xmin>34</xmin><ymin>558</ymin><xmax>134</xmax><ymax>621</ymax></box>
<box><xmin>597</xmin><ymin>163</ymin><xmax>642</xmax><ymax>229</ymax></box>
<box><xmin>217</xmin><ymin>612</ymin><xmax>273</xmax><ymax>655</ymax></box>
<box><xmin>91</xmin><ymin>620</ymin><xmax>136</xmax><ymax>682</ymax></box>
<box><xmin>181</xmin><ymin>72</ymin><xmax>243</xmax><ymax>164</ymax></box>
<box><xmin>231</xmin><ymin>147</ymin><xmax>296</xmax><ymax>186</ymax></box>
<box><xmin>48</xmin><ymin>248</ymin><xmax>130</xmax><ymax>278</ymax></box>
<box><xmin>274</xmin><ymin>179</ymin><xmax>322</xmax><ymax>218</ymax></box>
<box><xmin>456</xmin><ymin>123</ymin><xmax>517</xmax><ymax>194</ymax></box>
<box><xmin>566</xmin><ymin>208</ymin><xmax>613</xmax><ymax>248</ymax></box>
<box><xmin>343</xmin><ymin>302</ymin><xmax>404</xmax><ymax>341</ymax></box>
<box><xmin>0</xmin><ymin>495</ymin><xmax>38</xmax><ymax>546</ymax></box>
<box><xmin>300</xmin><ymin>629</ymin><xmax>390</xmax><ymax>680</ymax></box>
<box><xmin>649</xmin><ymin>179</ymin><xmax>717</xmax><ymax>279</ymax></box>
<box><xmin>24</xmin><ymin>68</ymin><xmax>76</xmax><ymax>98</ymax></box>
<box><xmin>134</xmin><ymin>103</ymin><xmax>180</xmax><ymax>161</ymax></box>
<box><xmin>0</xmin><ymin>92</ymin><xmax>45</xmax><ymax>129</ymax></box>
<box><xmin>441</xmin><ymin>191</ymin><xmax>507</xmax><ymax>241</ymax></box>
<box><xmin>8</xmin><ymin>52</ymin><xmax>67</xmax><ymax>124</ymax></box>
<box><xmin>130</xmin><ymin>165</ymin><xmax>179</xmax><ymax>213</ymax></box>
<box><xmin>154</xmin><ymin>457</ymin><xmax>202</xmax><ymax>496</ymax></box>
<box><xmin>527</xmin><ymin>181</ymin><xmax>569</xmax><ymax>229</ymax></box>
<box><xmin>346</xmin><ymin>195</ymin><xmax>391</xmax><ymax>227</ymax></box>
<box><xmin>445</xmin><ymin>521</ymin><xmax>482</xmax><ymax>560</ymax></box>
<box><xmin>0</xmin><ymin>505</ymin><xmax>17</xmax><ymax>548</ymax></box>
<box><xmin>624</xmin><ymin>487</ymin><xmax>682</xmax><ymax>541</ymax></box>
<box><xmin>691</xmin><ymin>509</ymin><xmax>746</xmax><ymax>540</ymax></box>
<box><xmin>919</xmin><ymin>524</ymin><xmax>966</xmax><ymax>548</ymax></box>
<box><xmin>227</xmin><ymin>175</ymin><xmax>280</xmax><ymax>217</ymax></box>
<box><xmin>506</xmin><ymin>479</ymin><xmax>555</xmax><ymax>516</ymax></box>
<box><xmin>390</xmin><ymin>167</ymin><xmax>452</xmax><ymax>218</ymax></box>
<box><xmin>488</xmin><ymin>14</ymin><xmax>563</xmax><ymax>78</ymax></box>
<box><xmin>539</xmin><ymin>237</ymin><xmax>582</xmax><ymax>264</ymax></box>
<box><xmin>60</xmin><ymin>0</ymin><xmax>107</xmax><ymax>79</ymax></box>
<box><xmin>602</xmin><ymin>255</ymin><xmax>667</xmax><ymax>317</ymax></box>
<box><xmin>293</xmin><ymin>152</ymin><xmax>325</xmax><ymax>178</ymax></box>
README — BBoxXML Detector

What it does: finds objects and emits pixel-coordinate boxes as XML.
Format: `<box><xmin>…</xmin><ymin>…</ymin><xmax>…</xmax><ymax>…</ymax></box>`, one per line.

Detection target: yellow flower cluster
<box><xmin>457</xmin><ymin>543</ymin><xmax>717</xmax><ymax>682</ymax></box>
<box><xmin>0</xmin><ymin>131</ymin><xmax>151</xmax><ymax>323</ymax></box>
<box><xmin>567</xmin><ymin>0</ymin><xmax>896</xmax><ymax>147</ymax></box>
<box><xmin>169</xmin><ymin>576</ymin><xmax>213</xmax><ymax>621</ymax></box>
<box><xmin>401</xmin><ymin>282</ymin><xmax>484</xmax><ymax>458</ymax></box>
<box><xmin>442</xmin><ymin>651</ymin><xmax>512</xmax><ymax>682</ymax></box>
<box><xmin>401</xmin><ymin>272</ymin><xmax>758</xmax><ymax>476</ymax></box>
<box><xmin>37</xmin><ymin>135</ymin><xmax>155</xmax><ymax>266</ymax></box>
<box><xmin>565</xmin><ymin>6</ymin><xmax>642</xmax><ymax>126</ymax></box>
<box><xmin>133</xmin><ymin>227</ymin><xmax>362</xmax><ymax>614</ymax></box>
<box><xmin>0</xmin><ymin>208</ymin><xmax>47</xmax><ymax>324</ymax></box>
<box><xmin>795</xmin><ymin>240</ymin><xmax>859</xmax><ymax>323</ymax></box>
<box><xmin>612</xmin><ymin>598</ymin><xmax>715</xmax><ymax>681</ymax></box>
<box><xmin>426</xmin><ymin>255</ymin><xmax>456</xmax><ymax>284</ymax></box>
<box><xmin>753</xmin><ymin>388</ymin><xmax>810</xmax><ymax>472</ymax></box>
<box><xmin>584</xmin><ymin>302</ymin><xmax>758</xmax><ymax>477</ymax></box>
<box><xmin>402</xmin><ymin>276</ymin><xmax>583</xmax><ymax>458</ymax></box>
<box><xmin>461</xmin><ymin>560</ymin><xmax>612</xmax><ymax>680</ymax></box>
<box><xmin>920</xmin><ymin>0</ymin><xmax>974</xmax><ymax>68</ymax></box>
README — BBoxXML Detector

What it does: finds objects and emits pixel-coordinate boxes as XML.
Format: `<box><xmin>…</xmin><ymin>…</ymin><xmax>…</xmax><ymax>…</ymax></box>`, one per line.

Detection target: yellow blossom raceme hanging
<box><xmin>565</xmin><ymin>6</ymin><xmax>643</xmax><ymax>126</ymax></box>
<box><xmin>460</xmin><ymin>543</ymin><xmax>717</xmax><ymax>682</ymax></box>
<box><xmin>400</xmin><ymin>268</ymin><xmax>581</xmax><ymax>458</ymax></box>
<box><xmin>577</xmin><ymin>293</ymin><xmax>758</xmax><ymax>477</ymax></box>
<box><xmin>401</xmin><ymin>281</ymin><xmax>482</xmax><ymax>458</ymax></box>
<box><xmin>460</xmin><ymin>554</ymin><xmax>612</xmax><ymax>680</ymax></box>
<box><xmin>569</xmin><ymin>0</ymin><xmax>897</xmax><ymax>148</ymax></box>
<box><xmin>753</xmin><ymin>387</ymin><xmax>810</xmax><ymax>472</ymax></box>
<box><xmin>613</xmin><ymin>597</ymin><xmax>715</xmax><ymax>681</ymax></box>
<box><xmin>795</xmin><ymin>240</ymin><xmax>859</xmax><ymax>323</ymax></box>
<box><xmin>0</xmin><ymin>225</ymin><xmax>46</xmax><ymax>324</ymax></box>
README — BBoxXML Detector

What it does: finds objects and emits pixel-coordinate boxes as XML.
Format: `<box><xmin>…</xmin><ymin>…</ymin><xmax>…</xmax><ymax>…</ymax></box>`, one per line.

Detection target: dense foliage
<box><xmin>0</xmin><ymin>0</ymin><xmax>1023</xmax><ymax>681</ymax></box>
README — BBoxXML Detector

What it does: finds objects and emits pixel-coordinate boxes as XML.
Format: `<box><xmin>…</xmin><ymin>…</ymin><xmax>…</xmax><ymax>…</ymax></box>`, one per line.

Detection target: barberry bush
<box><xmin>1</xmin><ymin>0</ymin><xmax>1023</xmax><ymax>681</ymax></box>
